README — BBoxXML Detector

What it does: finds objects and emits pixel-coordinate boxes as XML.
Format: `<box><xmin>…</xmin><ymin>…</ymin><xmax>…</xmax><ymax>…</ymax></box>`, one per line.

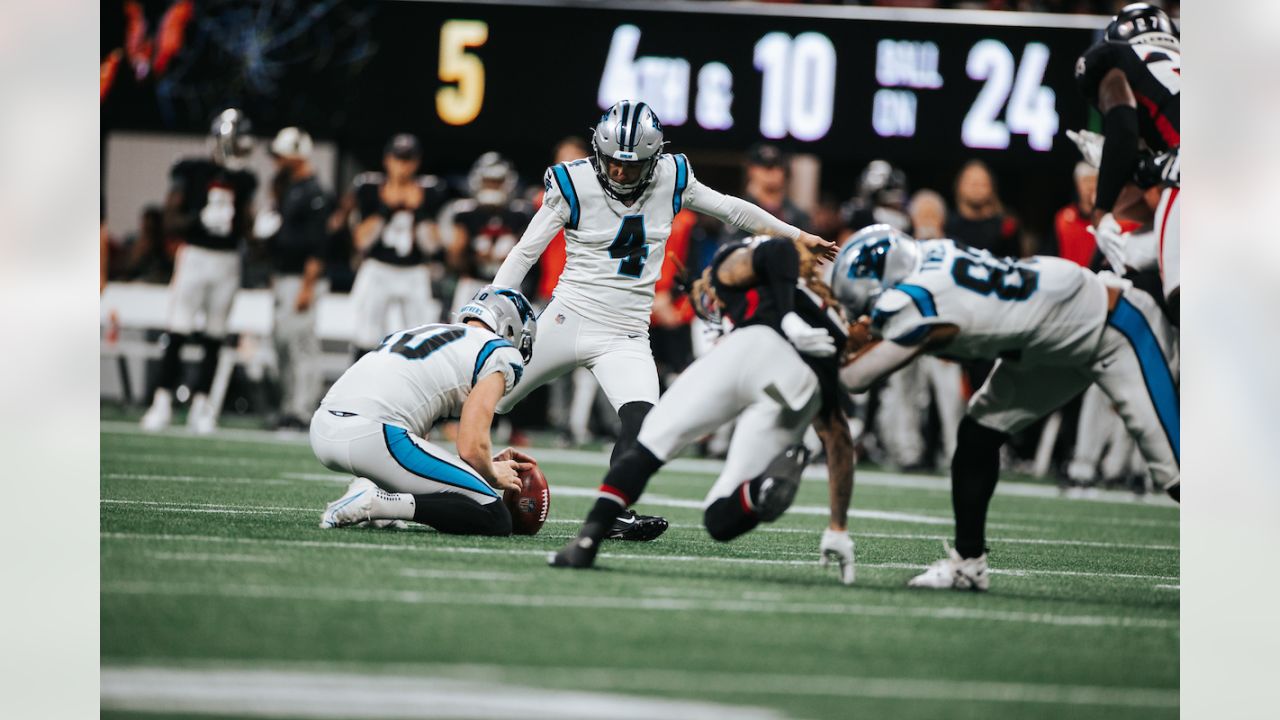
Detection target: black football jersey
<box><xmin>169</xmin><ymin>158</ymin><xmax>258</xmax><ymax>251</ymax></box>
<box><xmin>1076</xmin><ymin>40</ymin><xmax>1181</xmax><ymax>152</ymax></box>
<box><xmin>354</xmin><ymin>173</ymin><xmax>448</xmax><ymax>266</ymax></box>
<box><xmin>713</xmin><ymin>239</ymin><xmax>850</xmax><ymax>413</ymax></box>
<box><xmin>450</xmin><ymin>198</ymin><xmax>534</xmax><ymax>281</ymax></box>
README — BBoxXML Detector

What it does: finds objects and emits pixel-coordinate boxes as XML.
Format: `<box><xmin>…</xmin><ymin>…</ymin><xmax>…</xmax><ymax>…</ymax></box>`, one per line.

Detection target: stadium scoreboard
<box><xmin>360</xmin><ymin>1</ymin><xmax>1102</xmax><ymax>164</ymax></box>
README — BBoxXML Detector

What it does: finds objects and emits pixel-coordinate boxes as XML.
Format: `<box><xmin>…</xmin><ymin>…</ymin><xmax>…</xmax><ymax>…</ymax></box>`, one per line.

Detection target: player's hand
<box><xmin>491</xmin><ymin>459</ymin><xmax>524</xmax><ymax>492</ymax></box>
<box><xmin>819</xmin><ymin>528</ymin><xmax>856</xmax><ymax>585</ymax></box>
<box><xmin>1089</xmin><ymin>213</ymin><xmax>1128</xmax><ymax>272</ymax></box>
<box><xmin>294</xmin><ymin>285</ymin><xmax>314</xmax><ymax>312</ymax></box>
<box><xmin>781</xmin><ymin>312</ymin><xmax>836</xmax><ymax>357</ymax></box>
<box><xmin>845</xmin><ymin>315</ymin><xmax>874</xmax><ymax>356</ymax></box>
<box><xmin>253</xmin><ymin>210</ymin><xmax>282</xmax><ymax>240</ymax></box>
<box><xmin>798</xmin><ymin>231</ymin><xmax>838</xmax><ymax>262</ymax></box>
<box><xmin>1066</xmin><ymin>129</ymin><xmax>1104</xmax><ymax>168</ymax></box>
<box><xmin>493</xmin><ymin>447</ymin><xmax>536</xmax><ymax>472</ymax></box>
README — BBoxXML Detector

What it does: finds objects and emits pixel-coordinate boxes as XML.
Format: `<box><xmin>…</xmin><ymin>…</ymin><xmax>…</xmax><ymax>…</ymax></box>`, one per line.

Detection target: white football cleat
<box><xmin>907</xmin><ymin>541</ymin><xmax>990</xmax><ymax>592</ymax></box>
<box><xmin>140</xmin><ymin>389</ymin><xmax>173</xmax><ymax>432</ymax></box>
<box><xmin>357</xmin><ymin>519</ymin><xmax>408</xmax><ymax>530</ymax></box>
<box><xmin>319</xmin><ymin>477</ymin><xmax>377</xmax><ymax>529</ymax></box>
<box><xmin>187</xmin><ymin>394</ymin><xmax>217</xmax><ymax>435</ymax></box>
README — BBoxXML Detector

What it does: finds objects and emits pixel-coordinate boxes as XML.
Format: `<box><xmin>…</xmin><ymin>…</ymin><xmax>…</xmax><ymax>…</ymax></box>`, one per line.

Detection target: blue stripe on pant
<box><xmin>1107</xmin><ymin>297</ymin><xmax>1179</xmax><ymax>462</ymax></box>
<box><xmin>382</xmin><ymin>425</ymin><xmax>499</xmax><ymax>498</ymax></box>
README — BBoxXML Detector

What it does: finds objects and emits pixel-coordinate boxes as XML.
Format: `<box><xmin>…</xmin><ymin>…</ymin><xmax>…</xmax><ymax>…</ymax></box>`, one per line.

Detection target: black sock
<box><xmin>704</xmin><ymin>486</ymin><xmax>760</xmax><ymax>542</ymax></box>
<box><xmin>155</xmin><ymin>331</ymin><xmax>188</xmax><ymax>392</ymax></box>
<box><xmin>412</xmin><ymin>494</ymin><xmax>512</xmax><ymax>536</ymax></box>
<box><xmin>951</xmin><ymin>417</ymin><xmax>1008</xmax><ymax>559</ymax></box>
<box><xmin>194</xmin><ymin>334</ymin><xmax>223</xmax><ymax>394</ymax></box>
<box><xmin>611</xmin><ymin>401</ymin><xmax>653</xmax><ymax>467</ymax></box>
<box><xmin>580</xmin><ymin>443</ymin><xmax>663</xmax><ymax>542</ymax></box>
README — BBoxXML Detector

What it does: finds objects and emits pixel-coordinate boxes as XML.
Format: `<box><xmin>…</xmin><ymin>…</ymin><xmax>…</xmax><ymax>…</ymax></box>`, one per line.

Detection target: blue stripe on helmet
<box><xmin>551</xmin><ymin>163</ymin><xmax>580</xmax><ymax>230</ymax></box>
<box><xmin>382</xmin><ymin>425</ymin><xmax>498</xmax><ymax>498</ymax></box>
<box><xmin>1107</xmin><ymin>297</ymin><xmax>1179</xmax><ymax>461</ymax></box>
<box><xmin>673</xmin><ymin>154</ymin><xmax>688</xmax><ymax>214</ymax></box>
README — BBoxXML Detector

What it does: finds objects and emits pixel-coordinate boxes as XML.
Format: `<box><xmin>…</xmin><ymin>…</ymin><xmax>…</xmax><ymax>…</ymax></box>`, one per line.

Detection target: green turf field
<box><xmin>101</xmin><ymin>420</ymin><xmax>1179</xmax><ymax>719</ymax></box>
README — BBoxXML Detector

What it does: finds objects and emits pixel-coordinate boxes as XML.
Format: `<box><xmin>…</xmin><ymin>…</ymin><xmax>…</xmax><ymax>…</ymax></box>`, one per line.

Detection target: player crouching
<box><xmin>310</xmin><ymin>287</ymin><xmax>538</xmax><ymax>535</ymax></box>
<box><xmin>551</xmin><ymin>236</ymin><xmax>851</xmax><ymax>576</ymax></box>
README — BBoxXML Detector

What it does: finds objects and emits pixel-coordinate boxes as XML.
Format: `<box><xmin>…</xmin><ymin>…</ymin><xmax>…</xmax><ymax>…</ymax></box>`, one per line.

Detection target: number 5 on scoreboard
<box><xmin>437</xmin><ymin>20</ymin><xmax>488</xmax><ymax>126</ymax></box>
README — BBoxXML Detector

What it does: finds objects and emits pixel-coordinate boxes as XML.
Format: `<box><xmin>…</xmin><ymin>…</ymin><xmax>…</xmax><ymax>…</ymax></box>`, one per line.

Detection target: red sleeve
<box><xmin>654</xmin><ymin>210</ymin><xmax>697</xmax><ymax>324</ymax></box>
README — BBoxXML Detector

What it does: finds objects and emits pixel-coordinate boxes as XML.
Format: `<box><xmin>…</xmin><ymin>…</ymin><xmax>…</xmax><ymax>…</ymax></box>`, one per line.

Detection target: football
<box><xmin>503</xmin><ymin>465</ymin><xmax>550</xmax><ymax>535</ymax></box>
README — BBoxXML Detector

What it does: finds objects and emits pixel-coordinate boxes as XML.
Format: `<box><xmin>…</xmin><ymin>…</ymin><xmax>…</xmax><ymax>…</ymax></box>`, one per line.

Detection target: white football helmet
<box><xmin>831</xmin><ymin>224</ymin><xmax>922</xmax><ymax>318</ymax></box>
<box><xmin>591</xmin><ymin>100</ymin><xmax>665</xmax><ymax>201</ymax></box>
<box><xmin>209</xmin><ymin>108</ymin><xmax>254</xmax><ymax>170</ymax></box>
<box><xmin>270</xmin><ymin>126</ymin><xmax>313</xmax><ymax>160</ymax></box>
<box><xmin>456</xmin><ymin>285</ymin><xmax>538</xmax><ymax>363</ymax></box>
<box><xmin>467</xmin><ymin>152</ymin><xmax>517</xmax><ymax>207</ymax></box>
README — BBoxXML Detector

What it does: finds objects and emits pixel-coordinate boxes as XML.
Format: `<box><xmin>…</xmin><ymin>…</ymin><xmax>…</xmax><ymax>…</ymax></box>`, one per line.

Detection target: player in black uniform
<box><xmin>446</xmin><ymin>152</ymin><xmax>535</xmax><ymax>311</ymax></box>
<box><xmin>141</xmin><ymin>108</ymin><xmax>258</xmax><ymax>434</ymax></box>
<box><xmin>551</xmin><ymin>236</ymin><xmax>859</xmax><ymax>584</ymax></box>
<box><xmin>1074</xmin><ymin>2</ymin><xmax>1181</xmax><ymax>323</ymax></box>
<box><xmin>347</xmin><ymin>134</ymin><xmax>450</xmax><ymax>360</ymax></box>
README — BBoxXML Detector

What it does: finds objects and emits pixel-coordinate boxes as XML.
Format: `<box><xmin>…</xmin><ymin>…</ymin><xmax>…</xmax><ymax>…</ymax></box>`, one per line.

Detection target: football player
<box><xmin>447</xmin><ymin>152</ymin><xmax>534</xmax><ymax>313</ymax></box>
<box><xmin>492</xmin><ymin>100</ymin><xmax>836</xmax><ymax>541</ymax></box>
<box><xmin>1074</xmin><ymin>2</ymin><xmax>1180</xmax><ymax>323</ymax></box>
<box><xmin>347</xmin><ymin>134</ymin><xmax>450</xmax><ymax>361</ymax></box>
<box><xmin>831</xmin><ymin>226</ymin><xmax>1178</xmax><ymax>591</ymax></box>
<box><xmin>140</xmin><ymin>108</ymin><xmax>258</xmax><ymax>434</ymax></box>
<box><xmin>551</xmin><ymin>236</ymin><xmax>859</xmax><ymax>585</ymax></box>
<box><xmin>312</xmin><ymin>287</ymin><xmax>538</xmax><ymax>535</ymax></box>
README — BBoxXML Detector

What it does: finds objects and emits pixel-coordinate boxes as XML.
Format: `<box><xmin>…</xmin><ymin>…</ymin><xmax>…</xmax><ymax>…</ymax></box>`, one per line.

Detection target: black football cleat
<box><xmin>548</xmin><ymin>535</ymin><xmax>602</xmax><ymax>569</ymax></box>
<box><xmin>755</xmin><ymin>444</ymin><xmax>810</xmax><ymax>522</ymax></box>
<box><xmin>605</xmin><ymin>509</ymin><xmax>670</xmax><ymax>541</ymax></box>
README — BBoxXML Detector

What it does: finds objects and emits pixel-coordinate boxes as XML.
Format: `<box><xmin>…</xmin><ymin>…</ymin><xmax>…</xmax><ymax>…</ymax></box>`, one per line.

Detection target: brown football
<box><xmin>503</xmin><ymin>465</ymin><xmax>550</xmax><ymax>535</ymax></box>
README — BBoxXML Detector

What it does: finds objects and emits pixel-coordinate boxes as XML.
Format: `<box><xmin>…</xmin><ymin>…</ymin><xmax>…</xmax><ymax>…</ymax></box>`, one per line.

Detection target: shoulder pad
<box><xmin>416</xmin><ymin>175</ymin><xmax>440</xmax><ymax>190</ymax></box>
<box><xmin>352</xmin><ymin>172</ymin><xmax>386</xmax><ymax>190</ymax></box>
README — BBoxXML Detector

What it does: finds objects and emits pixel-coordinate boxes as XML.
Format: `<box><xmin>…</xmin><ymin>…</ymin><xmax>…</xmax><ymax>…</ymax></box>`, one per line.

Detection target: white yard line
<box><xmin>102</xmin><ymin>472</ymin><xmax>294</xmax><ymax>486</ymax></box>
<box><xmin>102</xmin><ymin>421</ymin><xmax>1177</xmax><ymax>508</ymax></box>
<box><xmin>101</xmin><ymin>579</ymin><xmax>1177</xmax><ymax>631</ymax></box>
<box><xmin>100</xmin><ymin>661</ymin><xmax>1178</xmax><ymax>712</ymax></box>
<box><xmin>100</xmin><ymin>665</ymin><xmax>784</xmax><ymax>720</ymax></box>
<box><xmin>399</xmin><ymin>568</ymin><xmax>531</xmax><ymax>581</ymax></box>
<box><xmin>100</xmin><ymin>532</ymin><xmax>1178</xmax><ymax>584</ymax></box>
<box><xmin>144</xmin><ymin>551</ymin><xmax>285</xmax><ymax>564</ymax></box>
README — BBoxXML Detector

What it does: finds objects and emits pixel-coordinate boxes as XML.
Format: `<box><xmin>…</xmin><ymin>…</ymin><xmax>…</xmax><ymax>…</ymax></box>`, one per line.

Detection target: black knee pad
<box><xmin>483</xmin><ymin>499</ymin><xmax>513</xmax><ymax>536</ymax></box>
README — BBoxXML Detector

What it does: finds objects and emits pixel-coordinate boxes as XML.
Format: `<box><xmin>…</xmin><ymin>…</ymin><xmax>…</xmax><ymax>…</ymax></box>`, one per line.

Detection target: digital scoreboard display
<box><xmin>345</xmin><ymin>1</ymin><xmax>1102</xmax><ymax>167</ymax></box>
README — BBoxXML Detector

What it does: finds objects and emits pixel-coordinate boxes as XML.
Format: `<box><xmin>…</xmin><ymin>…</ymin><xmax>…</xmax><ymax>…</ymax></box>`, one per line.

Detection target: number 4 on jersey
<box><xmin>608</xmin><ymin>215</ymin><xmax>648</xmax><ymax>277</ymax></box>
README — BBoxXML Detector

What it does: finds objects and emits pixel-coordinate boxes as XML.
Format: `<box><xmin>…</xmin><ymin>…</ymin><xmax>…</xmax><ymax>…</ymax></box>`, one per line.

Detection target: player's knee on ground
<box><xmin>703</xmin><ymin>495</ymin><xmax>758</xmax><ymax>542</ymax></box>
<box><xmin>611</xmin><ymin>401</ymin><xmax>653</xmax><ymax>466</ymax></box>
<box><xmin>413</xmin><ymin>493</ymin><xmax>512</xmax><ymax>536</ymax></box>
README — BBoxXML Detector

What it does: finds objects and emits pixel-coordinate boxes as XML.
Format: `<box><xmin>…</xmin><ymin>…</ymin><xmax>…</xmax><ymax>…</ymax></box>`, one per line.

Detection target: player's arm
<box><xmin>161</xmin><ymin>170</ymin><xmax>192</xmax><ymax>239</ymax></box>
<box><xmin>492</xmin><ymin>191</ymin><xmax>566</xmax><ymax>288</ymax></box>
<box><xmin>456</xmin><ymin>373</ymin><xmax>523</xmax><ymax>492</ymax></box>
<box><xmin>684</xmin><ymin>177</ymin><xmax>835</xmax><ymax>260</ymax></box>
<box><xmin>352</xmin><ymin>182</ymin><xmax>386</xmax><ymax>252</ymax></box>
<box><xmin>838</xmin><ymin>318</ymin><xmax>959</xmax><ymax>393</ymax></box>
<box><xmin>813</xmin><ymin>403</ymin><xmax>854</xmax><ymax>533</ymax></box>
<box><xmin>1091</xmin><ymin>68</ymin><xmax>1140</xmax><ymax>227</ymax></box>
<box><xmin>295</xmin><ymin>193</ymin><xmax>329</xmax><ymax>311</ymax></box>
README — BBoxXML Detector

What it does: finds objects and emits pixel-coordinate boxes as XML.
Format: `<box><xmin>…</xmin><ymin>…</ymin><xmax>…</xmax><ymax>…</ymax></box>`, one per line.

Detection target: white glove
<box><xmin>781</xmin><ymin>312</ymin><xmax>835</xmax><ymax>357</ymax></box>
<box><xmin>253</xmin><ymin>210</ymin><xmax>282</xmax><ymax>240</ymax></box>
<box><xmin>1066</xmin><ymin>128</ymin><xmax>1104</xmax><ymax>168</ymax></box>
<box><xmin>819</xmin><ymin>528</ymin><xmax>856</xmax><ymax>585</ymax></box>
<box><xmin>1090</xmin><ymin>212</ymin><xmax>1128</xmax><ymax>272</ymax></box>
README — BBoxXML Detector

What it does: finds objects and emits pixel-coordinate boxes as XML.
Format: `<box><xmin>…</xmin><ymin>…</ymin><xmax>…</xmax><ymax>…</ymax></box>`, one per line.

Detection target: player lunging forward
<box><xmin>1074</xmin><ymin>3</ymin><xmax>1180</xmax><ymax>323</ymax></box>
<box><xmin>831</xmin><ymin>226</ymin><xmax>1178</xmax><ymax>591</ymax></box>
<box><xmin>552</xmin><ymin>236</ymin><xmax>858</xmax><ymax>584</ymax></box>
<box><xmin>492</xmin><ymin>100</ymin><xmax>835</xmax><ymax>540</ymax></box>
<box><xmin>311</xmin><ymin>287</ymin><xmax>538</xmax><ymax>535</ymax></box>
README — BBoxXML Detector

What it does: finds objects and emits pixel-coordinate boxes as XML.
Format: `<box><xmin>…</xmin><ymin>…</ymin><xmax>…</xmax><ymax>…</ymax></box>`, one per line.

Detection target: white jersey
<box><xmin>494</xmin><ymin>154</ymin><xmax>804</xmax><ymax>334</ymax></box>
<box><xmin>872</xmin><ymin>239</ymin><xmax>1107</xmax><ymax>366</ymax></box>
<box><xmin>320</xmin><ymin>323</ymin><xmax>524</xmax><ymax>436</ymax></box>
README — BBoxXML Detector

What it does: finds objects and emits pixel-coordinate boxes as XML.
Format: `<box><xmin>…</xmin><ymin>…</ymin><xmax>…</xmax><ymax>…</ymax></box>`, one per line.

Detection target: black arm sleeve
<box><xmin>1095</xmin><ymin>105</ymin><xmax>1140</xmax><ymax>214</ymax></box>
<box><xmin>751</xmin><ymin>239</ymin><xmax>799</xmax><ymax>317</ymax></box>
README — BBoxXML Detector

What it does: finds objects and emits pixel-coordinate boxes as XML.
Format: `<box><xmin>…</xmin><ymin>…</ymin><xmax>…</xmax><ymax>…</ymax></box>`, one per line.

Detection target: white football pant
<box><xmin>637</xmin><ymin>325</ymin><xmax>821</xmax><ymax>505</ymax></box>
<box><xmin>272</xmin><ymin>276</ymin><xmax>327</xmax><ymax>421</ymax></box>
<box><xmin>969</xmin><ymin>286</ymin><xmax>1179</xmax><ymax>491</ymax></box>
<box><xmin>167</xmin><ymin>244</ymin><xmax>239</xmax><ymax>338</ymax></box>
<box><xmin>496</xmin><ymin>296</ymin><xmax>659</xmax><ymax>414</ymax></box>
<box><xmin>309</xmin><ymin>409</ymin><xmax>500</xmax><ymax>505</ymax></box>
<box><xmin>349</xmin><ymin>258</ymin><xmax>435</xmax><ymax>349</ymax></box>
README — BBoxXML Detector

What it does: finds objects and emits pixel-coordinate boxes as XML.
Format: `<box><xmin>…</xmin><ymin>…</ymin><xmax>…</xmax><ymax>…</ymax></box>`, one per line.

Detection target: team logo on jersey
<box><xmin>555</xmin><ymin>313</ymin><xmax>566</xmax><ymax>325</ymax></box>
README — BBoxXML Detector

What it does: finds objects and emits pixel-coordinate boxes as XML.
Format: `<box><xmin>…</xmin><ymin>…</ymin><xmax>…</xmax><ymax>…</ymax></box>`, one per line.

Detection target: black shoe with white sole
<box><xmin>605</xmin><ymin>509</ymin><xmax>670</xmax><ymax>541</ymax></box>
<box><xmin>755</xmin><ymin>444</ymin><xmax>810</xmax><ymax>522</ymax></box>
